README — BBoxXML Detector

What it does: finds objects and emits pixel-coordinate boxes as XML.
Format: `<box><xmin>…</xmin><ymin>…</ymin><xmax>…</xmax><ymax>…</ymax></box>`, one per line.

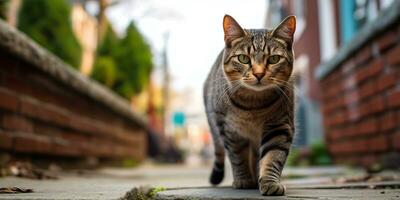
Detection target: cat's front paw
<box><xmin>259</xmin><ymin>178</ymin><xmax>286</xmax><ymax>196</ymax></box>
<box><xmin>232</xmin><ymin>179</ymin><xmax>258</xmax><ymax>189</ymax></box>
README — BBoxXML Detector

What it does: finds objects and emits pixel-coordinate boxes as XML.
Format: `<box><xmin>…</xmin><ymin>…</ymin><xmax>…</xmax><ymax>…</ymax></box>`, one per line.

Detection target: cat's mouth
<box><xmin>242</xmin><ymin>81</ymin><xmax>272</xmax><ymax>92</ymax></box>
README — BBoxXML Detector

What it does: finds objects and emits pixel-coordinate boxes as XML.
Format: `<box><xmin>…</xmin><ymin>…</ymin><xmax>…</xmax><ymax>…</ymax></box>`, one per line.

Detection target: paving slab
<box><xmin>154</xmin><ymin>186</ymin><xmax>400</xmax><ymax>200</ymax></box>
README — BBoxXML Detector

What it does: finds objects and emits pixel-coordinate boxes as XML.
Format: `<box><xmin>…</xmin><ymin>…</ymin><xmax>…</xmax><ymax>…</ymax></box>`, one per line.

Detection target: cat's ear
<box><xmin>272</xmin><ymin>15</ymin><xmax>296</xmax><ymax>46</ymax></box>
<box><xmin>223</xmin><ymin>15</ymin><xmax>245</xmax><ymax>47</ymax></box>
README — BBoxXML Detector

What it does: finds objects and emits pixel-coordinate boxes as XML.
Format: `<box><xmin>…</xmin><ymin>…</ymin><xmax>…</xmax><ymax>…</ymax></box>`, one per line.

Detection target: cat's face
<box><xmin>222</xmin><ymin>15</ymin><xmax>296</xmax><ymax>91</ymax></box>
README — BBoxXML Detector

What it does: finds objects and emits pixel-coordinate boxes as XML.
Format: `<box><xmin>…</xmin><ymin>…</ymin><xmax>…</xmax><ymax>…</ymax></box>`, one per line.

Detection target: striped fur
<box><xmin>204</xmin><ymin>15</ymin><xmax>296</xmax><ymax>196</ymax></box>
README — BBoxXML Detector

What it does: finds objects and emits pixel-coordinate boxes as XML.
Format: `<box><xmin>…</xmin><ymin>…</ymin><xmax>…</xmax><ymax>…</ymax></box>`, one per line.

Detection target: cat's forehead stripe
<box><xmin>246</xmin><ymin>29</ymin><xmax>267</xmax><ymax>52</ymax></box>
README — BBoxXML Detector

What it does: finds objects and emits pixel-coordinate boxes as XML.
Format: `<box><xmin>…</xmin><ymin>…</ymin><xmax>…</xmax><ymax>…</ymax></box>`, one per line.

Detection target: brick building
<box><xmin>267</xmin><ymin>0</ymin><xmax>400</xmax><ymax>167</ymax></box>
<box><xmin>0</xmin><ymin>19</ymin><xmax>149</xmax><ymax>163</ymax></box>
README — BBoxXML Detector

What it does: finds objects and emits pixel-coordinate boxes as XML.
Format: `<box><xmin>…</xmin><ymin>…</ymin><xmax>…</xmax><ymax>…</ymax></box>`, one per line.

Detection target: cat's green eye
<box><xmin>267</xmin><ymin>55</ymin><xmax>281</xmax><ymax>64</ymax></box>
<box><xmin>238</xmin><ymin>54</ymin><xmax>250</xmax><ymax>64</ymax></box>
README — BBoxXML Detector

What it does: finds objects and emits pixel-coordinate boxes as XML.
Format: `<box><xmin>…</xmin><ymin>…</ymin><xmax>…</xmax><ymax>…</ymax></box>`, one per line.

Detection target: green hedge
<box><xmin>18</xmin><ymin>0</ymin><xmax>82</xmax><ymax>68</ymax></box>
<box><xmin>92</xmin><ymin>22</ymin><xmax>153</xmax><ymax>99</ymax></box>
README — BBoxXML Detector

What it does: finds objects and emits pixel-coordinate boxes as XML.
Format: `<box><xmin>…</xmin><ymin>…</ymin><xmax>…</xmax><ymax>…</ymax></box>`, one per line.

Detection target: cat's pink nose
<box><xmin>253</xmin><ymin>72</ymin><xmax>265</xmax><ymax>81</ymax></box>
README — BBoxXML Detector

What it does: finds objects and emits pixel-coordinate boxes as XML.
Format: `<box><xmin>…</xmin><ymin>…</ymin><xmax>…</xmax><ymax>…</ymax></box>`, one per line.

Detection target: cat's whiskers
<box><xmin>269</xmin><ymin>78</ymin><xmax>297</xmax><ymax>91</ymax></box>
<box><xmin>208</xmin><ymin>76</ymin><xmax>240</xmax><ymax>86</ymax></box>
<box><xmin>269</xmin><ymin>78</ymin><xmax>300</xmax><ymax>95</ymax></box>
<box><xmin>275</xmin><ymin>87</ymin><xmax>291</xmax><ymax>110</ymax></box>
<box><xmin>221</xmin><ymin>81</ymin><xmax>241</xmax><ymax>100</ymax></box>
<box><xmin>214</xmin><ymin>79</ymin><xmax>237</xmax><ymax>93</ymax></box>
<box><xmin>271</xmin><ymin>83</ymin><xmax>291</xmax><ymax>109</ymax></box>
<box><xmin>216</xmin><ymin>80</ymin><xmax>241</xmax><ymax>106</ymax></box>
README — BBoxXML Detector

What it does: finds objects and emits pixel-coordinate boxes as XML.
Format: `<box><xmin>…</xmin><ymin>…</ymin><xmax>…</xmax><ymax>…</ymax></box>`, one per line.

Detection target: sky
<box><xmin>107</xmin><ymin>0</ymin><xmax>268</xmax><ymax>94</ymax></box>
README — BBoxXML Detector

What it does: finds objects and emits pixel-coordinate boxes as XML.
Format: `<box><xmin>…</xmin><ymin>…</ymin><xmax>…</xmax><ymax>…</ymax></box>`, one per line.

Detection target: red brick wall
<box><xmin>293</xmin><ymin>0</ymin><xmax>322</xmax><ymax>102</ymax></box>
<box><xmin>320</xmin><ymin>23</ymin><xmax>400</xmax><ymax>167</ymax></box>
<box><xmin>0</xmin><ymin>50</ymin><xmax>147</xmax><ymax>161</ymax></box>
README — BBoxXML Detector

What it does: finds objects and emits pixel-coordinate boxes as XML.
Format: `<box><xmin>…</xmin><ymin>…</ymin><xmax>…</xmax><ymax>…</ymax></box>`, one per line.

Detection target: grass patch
<box><xmin>120</xmin><ymin>186</ymin><xmax>166</xmax><ymax>200</ymax></box>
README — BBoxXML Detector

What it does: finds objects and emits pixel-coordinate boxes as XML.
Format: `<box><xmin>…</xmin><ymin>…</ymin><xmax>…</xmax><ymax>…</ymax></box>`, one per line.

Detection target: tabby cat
<box><xmin>203</xmin><ymin>15</ymin><xmax>296</xmax><ymax>196</ymax></box>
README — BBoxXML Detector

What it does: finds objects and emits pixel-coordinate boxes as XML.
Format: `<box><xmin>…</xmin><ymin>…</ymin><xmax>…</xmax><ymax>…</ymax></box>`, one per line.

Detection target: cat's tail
<box><xmin>209</xmin><ymin>143</ymin><xmax>225</xmax><ymax>185</ymax></box>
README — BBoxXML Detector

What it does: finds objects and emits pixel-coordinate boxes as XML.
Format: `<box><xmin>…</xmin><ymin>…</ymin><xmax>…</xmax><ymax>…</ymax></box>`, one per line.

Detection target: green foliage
<box><xmin>97</xmin><ymin>24</ymin><xmax>119</xmax><ymax>57</ymax></box>
<box><xmin>0</xmin><ymin>0</ymin><xmax>8</xmax><ymax>19</ymax></box>
<box><xmin>309</xmin><ymin>142</ymin><xmax>331</xmax><ymax>165</ymax></box>
<box><xmin>18</xmin><ymin>0</ymin><xmax>82</xmax><ymax>68</ymax></box>
<box><xmin>120</xmin><ymin>186</ymin><xmax>166</xmax><ymax>200</ymax></box>
<box><xmin>148</xmin><ymin>187</ymin><xmax>166</xmax><ymax>198</ymax></box>
<box><xmin>286</xmin><ymin>148</ymin><xmax>300</xmax><ymax>166</ymax></box>
<box><xmin>92</xmin><ymin>25</ymin><xmax>119</xmax><ymax>88</ymax></box>
<box><xmin>287</xmin><ymin>141</ymin><xmax>331</xmax><ymax>166</ymax></box>
<box><xmin>92</xmin><ymin>22</ymin><xmax>153</xmax><ymax>100</ymax></box>
<box><xmin>121</xmin><ymin>158</ymin><xmax>139</xmax><ymax>168</ymax></box>
<box><xmin>114</xmin><ymin>22</ymin><xmax>153</xmax><ymax>98</ymax></box>
<box><xmin>91</xmin><ymin>56</ymin><xmax>117</xmax><ymax>87</ymax></box>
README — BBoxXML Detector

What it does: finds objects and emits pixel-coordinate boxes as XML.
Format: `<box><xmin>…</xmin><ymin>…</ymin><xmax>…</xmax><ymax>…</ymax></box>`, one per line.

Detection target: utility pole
<box><xmin>97</xmin><ymin>0</ymin><xmax>109</xmax><ymax>42</ymax></box>
<box><xmin>96</xmin><ymin>0</ymin><xmax>119</xmax><ymax>42</ymax></box>
<box><xmin>161</xmin><ymin>32</ymin><xmax>170</xmax><ymax>137</ymax></box>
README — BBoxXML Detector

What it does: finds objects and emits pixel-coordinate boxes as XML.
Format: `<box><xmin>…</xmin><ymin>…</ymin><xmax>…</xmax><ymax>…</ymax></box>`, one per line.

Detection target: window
<box><xmin>339</xmin><ymin>0</ymin><xmax>385</xmax><ymax>45</ymax></box>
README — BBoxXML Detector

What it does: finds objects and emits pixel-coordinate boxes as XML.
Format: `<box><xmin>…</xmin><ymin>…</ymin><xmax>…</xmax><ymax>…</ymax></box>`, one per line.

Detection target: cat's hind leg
<box><xmin>207</xmin><ymin>112</ymin><xmax>226</xmax><ymax>185</ymax></box>
<box><xmin>224</xmin><ymin>127</ymin><xmax>257</xmax><ymax>189</ymax></box>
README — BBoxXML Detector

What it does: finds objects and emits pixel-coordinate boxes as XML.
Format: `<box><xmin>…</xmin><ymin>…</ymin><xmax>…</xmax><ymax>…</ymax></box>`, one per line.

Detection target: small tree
<box><xmin>91</xmin><ymin>56</ymin><xmax>117</xmax><ymax>87</ymax></box>
<box><xmin>96</xmin><ymin>23</ymin><xmax>120</xmax><ymax>57</ymax></box>
<box><xmin>92</xmin><ymin>24</ymin><xmax>119</xmax><ymax>88</ymax></box>
<box><xmin>114</xmin><ymin>22</ymin><xmax>153</xmax><ymax>99</ymax></box>
<box><xmin>18</xmin><ymin>0</ymin><xmax>82</xmax><ymax>68</ymax></box>
<box><xmin>92</xmin><ymin>22</ymin><xmax>153</xmax><ymax>100</ymax></box>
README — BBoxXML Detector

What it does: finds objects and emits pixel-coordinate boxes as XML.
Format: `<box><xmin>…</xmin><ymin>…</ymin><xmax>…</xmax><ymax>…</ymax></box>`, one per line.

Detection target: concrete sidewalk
<box><xmin>0</xmin><ymin>162</ymin><xmax>399</xmax><ymax>200</ymax></box>
<box><xmin>0</xmin><ymin>163</ymin><xmax>221</xmax><ymax>200</ymax></box>
<box><xmin>154</xmin><ymin>184</ymin><xmax>400</xmax><ymax>200</ymax></box>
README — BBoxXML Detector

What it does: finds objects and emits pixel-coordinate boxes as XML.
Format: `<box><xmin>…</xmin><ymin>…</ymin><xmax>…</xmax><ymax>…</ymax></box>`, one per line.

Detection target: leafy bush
<box><xmin>0</xmin><ymin>0</ymin><xmax>8</xmax><ymax>19</ymax></box>
<box><xmin>92</xmin><ymin>22</ymin><xmax>153</xmax><ymax>99</ymax></box>
<box><xmin>114</xmin><ymin>22</ymin><xmax>153</xmax><ymax>99</ymax></box>
<box><xmin>91</xmin><ymin>56</ymin><xmax>117</xmax><ymax>87</ymax></box>
<box><xmin>287</xmin><ymin>141</ymin><xmax>331</xmax><ymax>166</ymax></box>
<box><xmin>309</xmin><ymin>142</ymin><xmax>331</xmax><ymax>165</ymax></box>
<box><xmin>18</xmin><ymin>0</ymin><xmax>82</xmax><ymax>68</ymax></box>
<box><xmin>286</xmin><ymin>148</ymin><xmax>300</xmax><ymax>166</ymax></box>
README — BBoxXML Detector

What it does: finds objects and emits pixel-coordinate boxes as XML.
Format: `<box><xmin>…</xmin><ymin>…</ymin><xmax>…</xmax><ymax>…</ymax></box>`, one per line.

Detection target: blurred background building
<box><xmin>267</xmin><ymin>0</ymin><xmax>400</xmax><ymax>167</ymax></box>
<box><xmin>71</xmin><ymin>3</ymin><xmax>98</xmax><ymax>75</ymax></box>
<box><xmin>267</xmin><ymin>0</ymin><xmax>325</xmax><ymax>147</ymax></box>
